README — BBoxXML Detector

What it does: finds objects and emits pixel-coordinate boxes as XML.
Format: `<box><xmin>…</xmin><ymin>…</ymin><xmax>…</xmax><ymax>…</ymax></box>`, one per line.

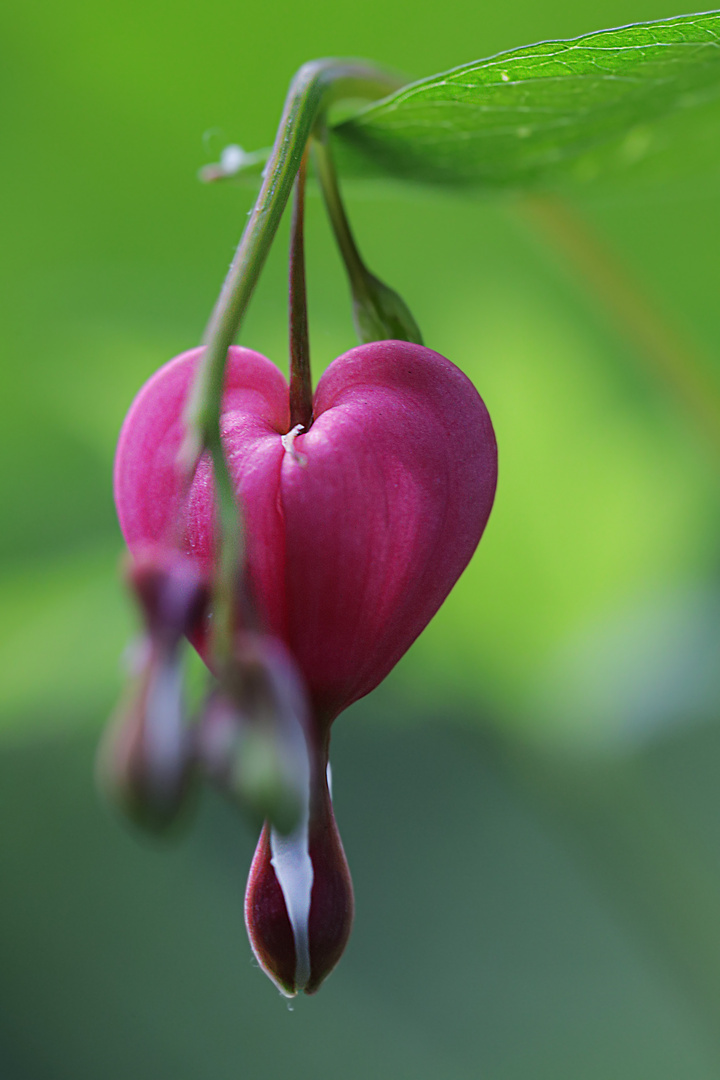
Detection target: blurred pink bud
<box><xmin>98</xmin><ymin>640</ymin><xmax>195</xmax><ymax>830</ymax></box>
<box><xmin>115</xmin><ymin>341</ymin><xmax>497</xmax><ymax>725</ymax></box>
<box><xmin>98</xmin><ymin>549</ymin><xmax>208</xmax><ymax>829</ymax></box>
<box><xmin>124</xmin><ymin>545</ymin><xmax>209</xmax><ymax>645</ymax></box>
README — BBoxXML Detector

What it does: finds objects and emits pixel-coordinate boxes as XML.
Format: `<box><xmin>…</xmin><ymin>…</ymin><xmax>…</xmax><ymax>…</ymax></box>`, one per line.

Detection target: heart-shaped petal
<box><xmin>114</xmin><ymin>341</ymin><xmax>497</xmax><ymax>723</ymax></box>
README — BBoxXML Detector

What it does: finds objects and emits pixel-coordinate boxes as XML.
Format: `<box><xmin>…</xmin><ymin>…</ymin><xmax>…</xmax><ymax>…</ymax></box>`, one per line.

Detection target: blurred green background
<box><xmin>2</xmin><ymin>0</ymin><xmax>720</xmax><ymax>1076</ymax></box>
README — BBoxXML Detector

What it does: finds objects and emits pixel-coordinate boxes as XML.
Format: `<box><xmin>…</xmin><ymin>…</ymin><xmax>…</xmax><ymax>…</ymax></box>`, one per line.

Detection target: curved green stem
<box><xmin>313</xmin><ymin>129</ymin><xmax>372</xmax><ymax>304</ymax></box>
<box><xmin>314</xmin><ymin>126</ymin><xmax>423</xmax><ymax>345</ymax></box>
<box><xmin>181</xmin><ymin>59</ymin><xmax>405</xmax><ymax>661</ymax></box>
<box><xmin>184</xmin><ymin>59</ymin><xmax>404</xmax><ymax>459</ymax></box>
<box><xmin>206</xmin><ymin>428</ymin><xmax>245</xmax><ymax>662</ymax></box>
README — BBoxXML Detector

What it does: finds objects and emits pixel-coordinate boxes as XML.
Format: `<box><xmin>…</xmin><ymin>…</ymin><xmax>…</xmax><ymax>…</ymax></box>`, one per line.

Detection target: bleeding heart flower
<box><xmin>113</xmin><ymin>338</ymin><xmax>497</xmax><ymax>993</ymax></box>
<box><xmin>115</xmin><ymin>340</ymin><xmax>497</xmax><ymax>717</ymax></box>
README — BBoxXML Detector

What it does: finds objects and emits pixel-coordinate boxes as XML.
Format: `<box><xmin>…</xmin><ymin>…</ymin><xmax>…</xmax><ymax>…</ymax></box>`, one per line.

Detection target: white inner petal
<box><xmin>281</xmin><ymin>425</ymin><xmax>307</xmax><ymax>466</ymax></box>
<box><xmin>145</xmin><ymin>653</ymin><xmax>185</xmax><ymax>797</ymax></box>
<box><xmin>269</xmin><ymin>745</ymin><xmax>313</xmax><ymax>993</ymax></box>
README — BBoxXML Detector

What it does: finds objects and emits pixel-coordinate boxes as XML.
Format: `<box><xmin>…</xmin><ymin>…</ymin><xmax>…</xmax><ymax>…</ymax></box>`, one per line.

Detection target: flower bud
<box><xmin>125</xmin><ymin>546</ymin><xmax>209</xmax><ymax>645</ymax></box>
<box><xmin>98</xmin><ymin>547</ymin><xmax>209</xmax><ymax>831</ymax></box>
<box><xmin>197</xmin><ymin>633</ymin><xmax>311</xmax><ymax>836</ymax></box>
<box><xmin>244</xmin><ymin>758</ymin><xmax>354</xmax><ymax>996</ymax></box>
<box><xmin>98</xmin><ymin>640</ymin><xmax>195</xmax><ymax>831</ymax></box>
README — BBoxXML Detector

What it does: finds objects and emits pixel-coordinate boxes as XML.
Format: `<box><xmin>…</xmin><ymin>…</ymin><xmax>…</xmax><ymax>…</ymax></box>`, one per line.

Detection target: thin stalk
<box><xmin>288</xmin><ymin>151</ymin><xmax>313</xmax><ymax>430</ymax></box>
<box><xmin>313</xmin><ymin>130</ymin><xmax>373</xmax><ymax>305</ymax></box>
<box><xmin>206</xmin><ymin>428</ymin><xmax>244</xmax><ymax>663</ymax></box>
<box><xmin>180</xmin><ymin>59</ymin><xmax>405</xmax><ymax>660</ymax></box>
<box><xmin>519</xmin><ymin>193</ymin><xmax>720</xmax><ymax>461</ymax></box>
<box><xmin>313</xmin><ymin>128</ymin><xmax>424</xmax><ymax>345</ymax></box>
<box><xmin>184</xmin><ymin>59</ymin><xmax>404</xmax><ymax>461</ymax></box>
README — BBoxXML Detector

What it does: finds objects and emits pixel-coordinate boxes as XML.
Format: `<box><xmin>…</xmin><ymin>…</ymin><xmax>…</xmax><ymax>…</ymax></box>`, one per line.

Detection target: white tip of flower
<box><xmin>281</xmin><ymin>425</ymin><xmax>307</xmax><ymax>467</ymax></box>
<box><xmin>144</xmin><ymin>654</ymin><xmax>187</xmax><ymax>798</ymax></box>
<box><xmin>270</xmin><ymin>733</ymin><xmax>313</xmax><ymax>992</ymax></box>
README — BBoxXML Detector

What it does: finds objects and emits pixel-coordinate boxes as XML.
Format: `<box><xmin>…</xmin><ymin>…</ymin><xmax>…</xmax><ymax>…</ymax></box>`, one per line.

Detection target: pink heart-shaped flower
<box><xmin>114</xmin><ymin>340</ymin><xmax>497</xmax><ymax>726</ymax></box>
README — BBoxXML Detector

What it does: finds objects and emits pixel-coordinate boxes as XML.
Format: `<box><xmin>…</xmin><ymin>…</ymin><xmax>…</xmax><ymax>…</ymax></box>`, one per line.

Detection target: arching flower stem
<box><xmin>179</xmin><ymin>59</ymin><xmax>405</xmax><ymax>661</ymax></box>
<box><xmin>313</xmin><ymin>123</ymin><xmax>424</xmax><ymax>346</ymax></box>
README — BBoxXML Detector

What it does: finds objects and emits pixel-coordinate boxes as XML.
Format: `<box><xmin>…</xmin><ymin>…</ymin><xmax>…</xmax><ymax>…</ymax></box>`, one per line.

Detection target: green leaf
<box><xmin>332</xmin><ymin>11</ymin><xmax>720</xmax><ymax>190</ymax></box>
<box><xmin>351</xmin><ymin>269</ymin><xmax>424</xmax><ymax>345</ymax></box>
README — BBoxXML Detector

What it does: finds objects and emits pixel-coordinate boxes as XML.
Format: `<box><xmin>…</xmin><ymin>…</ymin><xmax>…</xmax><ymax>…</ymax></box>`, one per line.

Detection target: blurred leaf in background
<box><xmin>2</xmin><ymin>0</ymin><xmax>720</xmax><ymax>1076</ymax></box>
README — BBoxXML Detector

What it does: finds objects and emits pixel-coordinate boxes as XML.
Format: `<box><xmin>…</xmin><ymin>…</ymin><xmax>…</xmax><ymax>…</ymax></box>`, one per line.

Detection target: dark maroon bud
<box><xmin>244</xmin><ymin>744</ymin><xmax>354</xmax><ymax>996</ymax></box>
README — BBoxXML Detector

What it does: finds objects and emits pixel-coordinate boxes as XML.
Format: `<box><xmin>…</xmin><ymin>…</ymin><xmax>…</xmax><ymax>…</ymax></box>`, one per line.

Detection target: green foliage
<box><xmin>333</xmin><ymin>11</ymin><xmax>720</xmax><ymax>189</ymax></box>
